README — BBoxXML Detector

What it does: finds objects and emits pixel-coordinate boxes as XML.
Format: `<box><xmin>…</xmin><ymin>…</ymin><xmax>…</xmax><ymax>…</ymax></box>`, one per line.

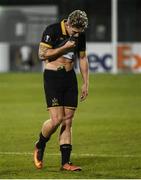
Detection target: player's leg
<box><xmin>59</xmin><ymin>108</ymin><xmax>74</xmax><ymax>162</ymax></box>
<box><xmin>34</xmin><ymin>107</ymin><xmax>64</xmax><ymax>169</ymax></box>
<box><xmin>34</xmin><ymin>68</ymin><xmax>65</xmax><ymax>169</ymax></box>
<box><xmin>42</xmin><ymin>107</ymin><xmax>64</xmax><ymax>137</ymax></box>
<box><xmin>59</xmin><ymin>108</ymin><xmax>74</xmax><ymax>144</ymax></box>
<box><xmin>59</xmin><ymin>108</ymin><xmax>81</xmax><ymax>171</ymax></box>
<box><xmin>59</xmin><ymin>69</ymin><xmax>81</xmax><ymax>171</ymax></box>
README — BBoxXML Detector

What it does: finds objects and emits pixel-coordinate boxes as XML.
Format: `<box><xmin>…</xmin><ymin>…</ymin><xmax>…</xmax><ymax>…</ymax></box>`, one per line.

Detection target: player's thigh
<box><xmin>44</xmin><ymin>70</ymin><xmax>64</xmax><ymax>108</ymax></box>
<box><xmin>64</xmin><ymin>70</ymin><xmax>78</xmax><ymax>109</ymax></box>
<box><xmin>63</xmin><ymin>79</ymin><xmax>78</xmax><ymax>109</ymax></box>
<box><xmin>49</xmin><ymin>106</ymin><xmax>65</xmax><ymax>125</ymax></box>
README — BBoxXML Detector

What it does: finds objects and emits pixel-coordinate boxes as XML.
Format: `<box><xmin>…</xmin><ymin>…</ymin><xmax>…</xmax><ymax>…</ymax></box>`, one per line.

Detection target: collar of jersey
<box><xmin>61</xmin><ymin>19</ymin><xmax>68</xmax><ymax>35</ymax></box>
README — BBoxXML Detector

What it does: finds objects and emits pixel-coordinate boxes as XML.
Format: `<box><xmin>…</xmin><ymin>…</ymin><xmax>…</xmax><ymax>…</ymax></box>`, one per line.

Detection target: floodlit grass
<box><xmin>0</xmin><ymin>72</ymin><xmax>141</xmax><ymax>178</ymax></box>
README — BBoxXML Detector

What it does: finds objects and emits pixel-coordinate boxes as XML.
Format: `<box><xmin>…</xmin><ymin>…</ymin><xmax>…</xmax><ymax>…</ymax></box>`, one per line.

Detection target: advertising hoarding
<box><xmin>84</xmin><ymin>43</ymin><xmax>141</xmax><ymax>73</ymax></box>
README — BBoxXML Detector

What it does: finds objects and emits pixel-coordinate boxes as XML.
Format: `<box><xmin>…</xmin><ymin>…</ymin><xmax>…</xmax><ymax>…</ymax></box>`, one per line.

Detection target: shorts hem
<box><xmin>47</xmin><ymin>106</ymin><xmax>63</xmax><ymax>110</ymax></box>
<box><xmin>46</xmin><ymin>106</ymin><xmax>77</xmax><ymax>110</ymax></box>
<box><xmin>64</xmin><ymin>106</ymin><xmax>77</xmax><ymax>110</ymax></box>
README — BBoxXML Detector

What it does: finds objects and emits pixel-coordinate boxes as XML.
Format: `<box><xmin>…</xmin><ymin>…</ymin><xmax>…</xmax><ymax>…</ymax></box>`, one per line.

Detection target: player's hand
<box><xmin>80</xmin><ymin>83</ymin><xmax>88</xmax><ymax>102</ymax></box>
<box><xmin>63</xmin><ymin>40</ymin><xmax>76</xmax><ymax>49</ymax></box>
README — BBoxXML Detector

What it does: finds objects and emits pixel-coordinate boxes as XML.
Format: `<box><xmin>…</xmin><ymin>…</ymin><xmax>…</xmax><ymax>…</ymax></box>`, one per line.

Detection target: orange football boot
<box><xmin>33</xmin><ymin>143</ymin><xmax>44</xmax><ymax>169</ymax></box>
<box><xmin>61</xmin><ymin>162</ymin><xmax>82</xmax><ymax>171</ymax></box>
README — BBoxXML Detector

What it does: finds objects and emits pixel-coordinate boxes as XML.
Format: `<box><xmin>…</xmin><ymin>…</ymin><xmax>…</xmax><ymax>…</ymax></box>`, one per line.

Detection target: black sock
<box><xmin>60</xmin><ymin>144</ymin><xmax>72</xmax><ymax>165</ymax></box>
<box><xmin>36</xmin><ymin>132</ymin><xmax>50</xmax><ymax>149</ymax></box>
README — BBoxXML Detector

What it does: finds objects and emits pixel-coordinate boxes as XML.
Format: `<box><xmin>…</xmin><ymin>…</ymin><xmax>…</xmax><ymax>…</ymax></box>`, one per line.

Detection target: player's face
<box><xmin>67</xmin><ymin>24</ymin><xmax>83</xmax><ymax>37</ymax></box>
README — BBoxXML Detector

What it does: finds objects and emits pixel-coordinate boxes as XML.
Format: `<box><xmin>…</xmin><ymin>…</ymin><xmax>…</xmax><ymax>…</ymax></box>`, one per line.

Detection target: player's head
<box><xmin>68</xmin><ymin>10</ymin><xmax>88</xmax><ymax>30</ymax></box>
<box><xmin>66</xmin><ymin>10</ymin><xmax>88</xmax><ymax>36</ymax></box>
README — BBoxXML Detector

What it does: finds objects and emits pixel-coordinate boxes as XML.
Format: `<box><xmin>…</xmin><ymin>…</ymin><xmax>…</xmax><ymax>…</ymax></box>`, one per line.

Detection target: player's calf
<box><xmin>33</xmin><ymin>133</ymin><xmax>50</xmax><ymax>169</ymax></box>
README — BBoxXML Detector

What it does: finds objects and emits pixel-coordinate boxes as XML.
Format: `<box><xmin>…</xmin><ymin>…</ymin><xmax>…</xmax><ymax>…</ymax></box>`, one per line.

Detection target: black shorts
<box><xmin>43</xmin><ymin>68</ymin><xmax>78</xmax><ymax>109</ymax></box>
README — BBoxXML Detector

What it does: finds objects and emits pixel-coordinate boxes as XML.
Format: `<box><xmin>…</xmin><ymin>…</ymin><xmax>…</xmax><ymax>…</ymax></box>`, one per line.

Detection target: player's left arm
<box><xmin>79</xmin><ymin>53</ymin><xmax>89</xmax><ymax>102</ymax></box>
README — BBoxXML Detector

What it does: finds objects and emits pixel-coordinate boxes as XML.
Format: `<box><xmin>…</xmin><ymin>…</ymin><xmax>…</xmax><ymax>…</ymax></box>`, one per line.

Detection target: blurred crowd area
<box><xmin>1</xmin><ymin>0</ymin><xmax>141</xmax><ymax>43</ymax></box>
<box><xmin>0</xmin><ymin>0</ymin><xmax>141</xmax><ymax>72</ymax></box>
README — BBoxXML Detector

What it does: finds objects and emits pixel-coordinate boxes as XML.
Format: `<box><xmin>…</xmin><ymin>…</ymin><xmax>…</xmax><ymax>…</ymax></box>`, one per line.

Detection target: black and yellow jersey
<box><xmin>40</xmin><ymin>19</ymin><xmax>86</xmax><ymax>61</ymax></box>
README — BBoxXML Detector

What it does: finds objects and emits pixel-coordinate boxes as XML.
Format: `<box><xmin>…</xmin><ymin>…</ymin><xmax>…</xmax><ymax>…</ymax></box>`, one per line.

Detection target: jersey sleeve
<box><xmin>77</xmin><ymin>33</ymin><xmax>87</xmax><ymax>58</ymax></box>
<box><xmin>40</xmin><ymin>25</ymin><xmax>55</xmax><ymax>48</ymax></box>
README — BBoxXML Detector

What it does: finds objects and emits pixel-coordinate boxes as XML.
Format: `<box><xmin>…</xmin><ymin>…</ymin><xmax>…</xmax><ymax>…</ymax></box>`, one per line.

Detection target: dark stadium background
<box><xmin>1</xmin><ymin>0</ymin><xmax>141</xmax><ymax>42</ymax></box>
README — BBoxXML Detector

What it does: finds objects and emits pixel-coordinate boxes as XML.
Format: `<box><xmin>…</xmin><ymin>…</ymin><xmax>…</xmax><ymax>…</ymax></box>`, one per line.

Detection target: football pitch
<box><xmin>0</xmin><ymin>73</ymin><xmax>141</xmax><ymax>179</ymax></box>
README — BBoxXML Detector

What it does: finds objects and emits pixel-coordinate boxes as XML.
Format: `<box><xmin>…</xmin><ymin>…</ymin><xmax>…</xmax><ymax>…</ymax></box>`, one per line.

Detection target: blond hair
<box><xmin>68</xmin><ymin>10</ymin><xmax>88</xmax><ymax>30</ymax></box>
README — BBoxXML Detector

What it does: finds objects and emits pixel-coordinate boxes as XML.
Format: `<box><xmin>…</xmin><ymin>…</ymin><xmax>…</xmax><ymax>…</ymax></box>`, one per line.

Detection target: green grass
<box><xmin>0</xmin><ymin>73</ymin><xmax>141</xmax><ymax>179</ymax></box>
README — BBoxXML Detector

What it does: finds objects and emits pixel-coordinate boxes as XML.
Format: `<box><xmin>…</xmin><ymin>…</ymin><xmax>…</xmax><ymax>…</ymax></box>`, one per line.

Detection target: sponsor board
<box><xmin>118</xmin><ymin>43</ymin><xmax>141</xmax><ymax>72</ymax></box>
<box><xmin>80</xmin><ymin>43</ymin><xmax>141</xmax><ymax>73</ymax></box>
<box><xmin>86</xmin><ymin>43</ymin><xmax>113</xmax><ymax>73</ymax></box>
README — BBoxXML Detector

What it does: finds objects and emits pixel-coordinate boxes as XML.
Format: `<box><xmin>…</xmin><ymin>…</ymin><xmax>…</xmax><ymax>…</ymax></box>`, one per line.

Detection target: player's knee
<box><xmin>42</xmin><ymin>119</ymin><xmax>50</xmax><ymax>128</ymax></box>
<box><xmin>64</xmin><ymin>112</ymin><xmax>74</xmax><ymax>121</ymax></box>
<box><xmin>61</xmin><ymin>121</ymin><xmax>72</xmax><ymax>133</ymax></box>
<box><xmin>51</xmin><ymin>115</ymin><xmax>63</xmax><ymax>128</ymax></box>
<box><xmin>63</xmin><ymin>116</ymin><xmax>73</xmax><ymax>128</ymax></box>
<box><xmin>63</xmin><ymin>113</ymin><xmax>74</xmax><ymax>127</ymax></box>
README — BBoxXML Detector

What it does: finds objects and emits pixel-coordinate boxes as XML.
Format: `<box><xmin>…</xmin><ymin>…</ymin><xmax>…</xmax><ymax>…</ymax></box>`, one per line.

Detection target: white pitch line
<box><xmin>0</xmin><ymin>152</ymin><xmax>141</xmax><ymax>158</ymax></box>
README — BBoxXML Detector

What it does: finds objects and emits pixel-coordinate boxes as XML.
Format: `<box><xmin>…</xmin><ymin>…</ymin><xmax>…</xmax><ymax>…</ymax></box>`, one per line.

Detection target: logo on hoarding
<box><xmin>118</xmin><ymin>45</ymin><xmax>141</xmax><ymax>71</ymax></box>
<box><xmin>88</xmin><ymin>54</ymin><xmax>112</xmax><ymax>72</ymax></box>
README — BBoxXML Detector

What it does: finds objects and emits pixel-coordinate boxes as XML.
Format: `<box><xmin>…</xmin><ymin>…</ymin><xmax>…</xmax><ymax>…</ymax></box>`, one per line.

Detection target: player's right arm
<box><xmin>38</xmin><ymin>25</ymin><xmax>75</xmax><ymax>61</ymax></box>
<box><xmin>38</xmin><ymin>41</ymin><xmax>75</xmax><ymax>61</ymax></box>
